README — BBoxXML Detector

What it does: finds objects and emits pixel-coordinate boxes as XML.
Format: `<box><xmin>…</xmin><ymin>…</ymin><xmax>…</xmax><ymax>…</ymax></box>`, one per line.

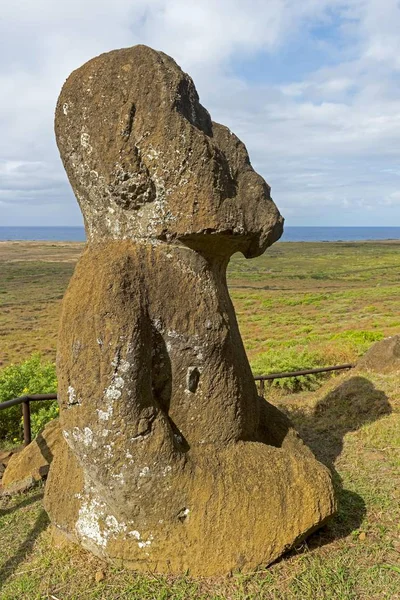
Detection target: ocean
<box><xmin>1</xmin><ymin>226</ymin><xmax>400</xmax><ymax>243</ymax></box>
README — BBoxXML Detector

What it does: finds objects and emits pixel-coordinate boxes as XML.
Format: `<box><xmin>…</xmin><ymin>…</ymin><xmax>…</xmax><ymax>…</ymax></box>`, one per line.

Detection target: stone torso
<box><xmin>58</xmin><ymin>242</ymin><xmax>261</xmax><ymax>464</ymax></box>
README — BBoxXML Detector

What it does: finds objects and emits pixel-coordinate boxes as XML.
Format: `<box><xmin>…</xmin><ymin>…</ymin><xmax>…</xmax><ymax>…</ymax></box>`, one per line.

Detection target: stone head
<box><xmin>55</xmin><ymin>45</ymin><xmax>283</xmax><ymax>257</ymax></box>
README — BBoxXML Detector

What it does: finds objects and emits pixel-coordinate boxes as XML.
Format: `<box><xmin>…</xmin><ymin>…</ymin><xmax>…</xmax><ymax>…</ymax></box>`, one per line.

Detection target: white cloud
<box><xmin>1</xmin><ymin>0</ymin><xmax>400</xmax><ymax>226</ymax></box>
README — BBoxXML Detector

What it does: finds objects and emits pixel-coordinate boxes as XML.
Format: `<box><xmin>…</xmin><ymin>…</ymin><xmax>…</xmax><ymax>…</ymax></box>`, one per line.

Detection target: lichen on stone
<box><xmin>44</xmin><ymin>44</ymin><xmax>336</xmax><ymax>576</ymax></box>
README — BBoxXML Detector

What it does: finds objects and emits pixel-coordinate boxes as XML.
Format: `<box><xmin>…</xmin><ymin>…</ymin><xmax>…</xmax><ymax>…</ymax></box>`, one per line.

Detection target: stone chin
<box><xmin>177</xmin><ymin>217</ymin><xmax>284</xmax><ymax>260</ymax></box>
<box><xmin>242</xmin><ymin>217</ymin><xmax>285</xmax><ymax>259</ymax></box>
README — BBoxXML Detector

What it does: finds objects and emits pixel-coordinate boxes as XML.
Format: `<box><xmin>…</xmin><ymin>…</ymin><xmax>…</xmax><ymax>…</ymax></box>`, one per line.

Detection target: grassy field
<box><xmin>228</xmin><ymin>240</ymin><xmax>400</xmax><ymax>382</ymax></box>
<box><xmin>2</xmin><ymin>240</ymin><xmax>400</xmax><ymax>373</ymax></box>
<box><xmin>0</xmin><ymin>240</ymin><xmax>400</xmax><ymax>598</ymax></box>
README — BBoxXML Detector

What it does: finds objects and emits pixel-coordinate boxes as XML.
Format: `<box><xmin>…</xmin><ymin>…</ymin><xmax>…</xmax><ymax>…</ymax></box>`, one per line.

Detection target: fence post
<box><xmin>259</xmin><ymin>379</ymin><xmax>265</xmax><ymax>398</ymax></box>
<box><xmin>22</xmin><ymin>400</ymin><xmax>31</xmax><ymax>446</ymax></box>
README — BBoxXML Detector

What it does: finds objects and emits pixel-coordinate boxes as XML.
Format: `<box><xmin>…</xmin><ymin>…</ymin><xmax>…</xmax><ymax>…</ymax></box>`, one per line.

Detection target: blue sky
<box><xmin>1</xmin><ymin>0</ymin><xmax>400</xmax><ymax>227</ymax></box>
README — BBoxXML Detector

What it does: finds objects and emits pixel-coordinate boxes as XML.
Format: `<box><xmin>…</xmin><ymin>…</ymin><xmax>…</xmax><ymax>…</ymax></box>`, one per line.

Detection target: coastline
<box><xmin>2</xmin><ymin>225</ymin><xmax>400</xmax><ymax>244</ymax></box>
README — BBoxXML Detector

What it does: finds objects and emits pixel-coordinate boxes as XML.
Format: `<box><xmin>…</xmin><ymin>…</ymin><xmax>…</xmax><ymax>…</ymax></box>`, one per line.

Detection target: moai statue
<box><xmin>45</xmin><ymin>45</ymin><xmax>335</xmax><ymax>576</ymax></box>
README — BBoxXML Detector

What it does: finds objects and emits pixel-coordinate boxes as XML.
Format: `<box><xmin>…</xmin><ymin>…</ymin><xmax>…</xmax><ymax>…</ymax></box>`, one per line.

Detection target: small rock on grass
<box><xmin>0</xmin><ymin>451</ymin><xmax>13</xmax><ymax>464</ymax></box>
<box><xmin>95</xmin><ymin>570</ymin><xmax>105</xmax><ymax>583</ymax></box>
<box><xmin>0</xmin><ymin>475</ymin><xmax>35</xmax><ymax>497</ymax></box>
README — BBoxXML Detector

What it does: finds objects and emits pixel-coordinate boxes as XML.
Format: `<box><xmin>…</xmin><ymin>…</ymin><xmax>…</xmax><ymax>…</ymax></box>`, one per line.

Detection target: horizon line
<box><xmin>1</xmin><ymin>225</ymin><xmax>400</xmax><ymax>229</ymax></box>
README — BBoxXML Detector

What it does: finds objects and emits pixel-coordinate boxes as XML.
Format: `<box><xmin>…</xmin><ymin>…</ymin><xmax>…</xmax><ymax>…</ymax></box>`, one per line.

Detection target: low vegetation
<box><xmin>0</xmin><ymin>354</ymin><xmax>57</xmax><ymax>442</ymax></box>
<box><xmin>0</xmin><ymin>240</ymin><xmax>400</xmax><ymax>598</ymax></box>
<box><xmin>1</xmin><ymin>240</ymin><xmax>400</xmax><ymax>370</ymax></box>
<box><xmin>229</xmin><ymin>241</ymin><xmax>400</xmax><ymax>373</ymax></box>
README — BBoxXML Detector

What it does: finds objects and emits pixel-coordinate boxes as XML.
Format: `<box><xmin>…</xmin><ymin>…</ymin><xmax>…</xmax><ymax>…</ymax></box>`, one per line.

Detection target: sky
<box><xmin>1</xmin><ymin>0</ymin><xmax>400</xmax><ymax>227</ymax></box>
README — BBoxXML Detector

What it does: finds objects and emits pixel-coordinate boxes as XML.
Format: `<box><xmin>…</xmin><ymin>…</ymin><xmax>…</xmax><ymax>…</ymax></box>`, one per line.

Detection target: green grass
<box><xmin>0</xmin><ymin>242</ymin><xmax>79</xmax><ymax>367</ymax></box>
<box><xmin>2</xmin><ymin>240</ymin><xmax>400</xmax><ymax>370</ymax></box>
<box><xmin>1</xmin><ymin>240</ymin><xmax>400</xmax><ymax>598</ymax></box>
<box><xmin>228</xmin><ymin>241</ymin><xmax>400</xmax><ymax>378</ymax></box>
<box><xmin>1</xmin><ymin>369</ymin><xmax>399</xmax><ymax>598</ymax></box>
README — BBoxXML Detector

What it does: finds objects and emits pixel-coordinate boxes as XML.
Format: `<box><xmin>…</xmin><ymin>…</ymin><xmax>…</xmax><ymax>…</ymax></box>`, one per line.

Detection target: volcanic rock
<box><xmin>2</xmin><ymin>419</ymin><xmax>61</xmax><ymax>493</ymax></box>
<box><xmin>357</xmin><ymin>335</ymin><xmax>400</xmax><ymax>373</ymax></box>
<box><xmin>44</xmin><ymin>44</ymin><xmax>336</xmax><ymax>575</ymax></box>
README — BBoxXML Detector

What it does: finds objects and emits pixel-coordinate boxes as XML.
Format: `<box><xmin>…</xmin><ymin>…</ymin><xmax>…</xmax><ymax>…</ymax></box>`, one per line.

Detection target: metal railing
<box><xmin>254</xmin><ymin>363</ymin><xmax>354</xmax><ymax>396</ymax></box>
<box><xmin>0</xmin><ymin>394</ymin><xmax>57</xmax><ymax>446</ymax></box>
<box><xmin>0</xmin><ymin>363</ymin><xmax>354</xmax><ymax>447</ymax></box>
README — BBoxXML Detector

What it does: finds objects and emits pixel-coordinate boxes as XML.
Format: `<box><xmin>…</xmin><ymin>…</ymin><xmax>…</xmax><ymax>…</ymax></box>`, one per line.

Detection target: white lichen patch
<box><xmin>104</xmin><ymin>444</ymin><xmax>114</xmax><ymax>459</ymax></box>
<box><xmin>127</xmin><ymin>529</ymin><xmax>155</xmax><ymax>550</ymax></box>
<box><xmin>167</xmin><ymin>329</ymin><xmax>182</xmax><ymax>339</ymax></box>
<box><xmin>138</xmin><ymin>466</ymin><xmax>150</xmax><ymax>477</ymax></box>
<box><xmin>100</xmin><ymin>359</ymin><xmax>129</xmax><ymax>422</ymax></box>
<box><xmin>119</xmin><ymin>359</ymin><xmax>131</xmax><ymax>374</ymax></box>
<box><xmin>76</xmin><ymin>497</ymin><xmax>127</xmax><ymax>548</ymax></box>
<box><xmin>194</xmin><ymin>345</ymin><xmax>204</xmax><ymax>361</ymax></box>
<box><xmin>80</xmin><ymin>132</ymin><xmax>92</xmax><ymax>154</ymax></box>
<box><xmin>105</xmin><ymin>384</ymin><xmax>122</xmax><ymax>402</ymax></box>
<box><xmin>105</xmin><ymin>215</ymin><xmax>121</xmax><ymax>237</ymax></box>
<box><xmin>104</xmin><ymin>514</ymin><xmax>123</xmax><ymax>530</ymax></box>
<box><xmin>97</xmin><ymin>407</ymin><xmax>112</xmax><ymax>421</ymax></box>
<box><xmin>76</xmin><ymin>499</ymin><xmax>107</xmax><ymax>547</ymax></box>
<box><xmin>112</xmin><ymin>472</ymin><xmax>125</xmax><ymax>484</ymax></box>
<box><xmin>146</xmin><ymin>146</ymin><xmax>159</xmax><ymax>161</ymax></box>
<box><xmin>67</xmin><ymin>386</ymin><xmax>76</xmax><ymax>404</ymax></box>
<box><xmin>72</xmin><ymin>426</ymin><xmax>94</xmax><ymax>448</ymax></box>
<box><xmin>138</xmin><ymin>534</ymin><xmax>154</xmax><ymax>549</ymax></box>
<box><xmin>151</xmin><ymin>317</ymin><xmax>164</xmax><ymax>333</ymax></box>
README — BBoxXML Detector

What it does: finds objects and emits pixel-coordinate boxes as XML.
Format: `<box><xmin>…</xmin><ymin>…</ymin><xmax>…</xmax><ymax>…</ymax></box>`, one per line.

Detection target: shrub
<box><xmin>330</xmin><ymin>330</ymin><xmax>384</xmax><ymax>356</ymax></box>
<box><xmin>251</xmin><ymin>347</ymin><xmax>328</xmax><ymax>392</ymax></box>
<box><xmin>282</xmin><ymin>293</ymin><xmax>329</xmax><ymax>306</ymax></box>
<box><xmin>30</xmin><ymin>402</ymin><xmax>59</xmax><ymax>438</ymax></box>
<box><xmin>0</xmin><ymin>354</ymin><xmax>58</xmax><ymax>443</ymax></box>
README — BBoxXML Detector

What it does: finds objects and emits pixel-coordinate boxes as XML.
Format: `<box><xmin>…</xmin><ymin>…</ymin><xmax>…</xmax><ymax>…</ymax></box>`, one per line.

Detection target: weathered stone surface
<box><xmin>0</xmin><ymin>451</ymin><xmax>13</xmax><ymax>481</ymax></box>
<box><xmin>2</xmin><ymin>419</ymin><xmax>61</xmax><ymax>492</ymax></box>
<box><xmin>45</xmin><ymin>44</ymin><xmax>336</xmax><ymax>575</ymax></box>
<box><xmin>1</xmin><ymin>475</ymin><xmax>36</xmax><ymax>496</ymax></box>
<box><xmin>0</xmin><ymin>450</ymin><xmax>13</xmax><ymax>465</ymax></box>
<box><xmin>54</xmin><ymin>45</ymin><xmax>282</xmax><ymax>256</ymax></box>
<box><xmin>357</xmin><ymin>335</ymin><xmax>400</xmax><ymax>373</ymax></box>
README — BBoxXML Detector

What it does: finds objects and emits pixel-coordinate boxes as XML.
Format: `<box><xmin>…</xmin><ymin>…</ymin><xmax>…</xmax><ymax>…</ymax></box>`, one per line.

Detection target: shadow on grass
<box><xmin>0</xmin><ymin>427</ymin><xmax>55</xmax><ymax>589</ymax></box>
<box><xmin>278</xmin><ymin>375</ymin><xmax>392</xmax><ymax>553</ymax></box>
<box><xmin>0</xmin><ymin>376</ymin><xmax>391</xmax><ymax>584</ymax></box>
<box><xmin>0</xmin><ymin>497</ymin><xmax>49</xmax><ymax>589</ymax></box>
<box><xmin>0</xmin><ymin>492</ymin><xmax>44</xmax><ymax>518</ymax></box>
